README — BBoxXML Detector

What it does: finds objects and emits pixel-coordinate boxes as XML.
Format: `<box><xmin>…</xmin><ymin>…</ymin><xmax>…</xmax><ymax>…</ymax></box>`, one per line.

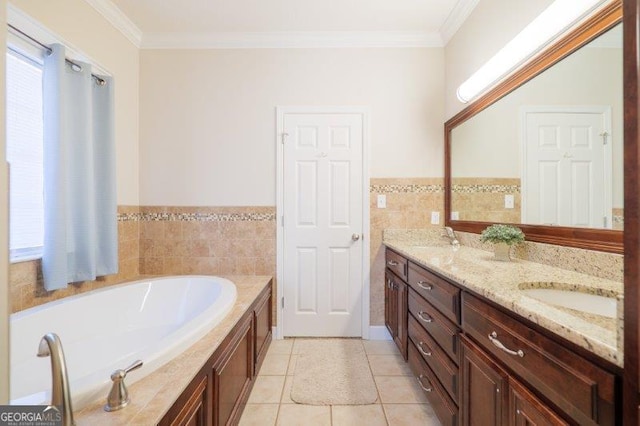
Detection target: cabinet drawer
<box><xmin>409</xmin><ymin>314</ymin><xmax>459</xmax><ymax>403</ymax></box>
<box><xmin>462</xmin><ymin>293</ymin><xmax>616</xmax><ymax>426</ymax></box>
<box><xmin>408</xmin><ymin>262</ymin><xmax>460</xmax><ymax>324</ymax></box>
<box><xmin>385</xmin><ymin>249</ymin><xmax>408</xmax><ymax>281</ymax></box>
<box><xmin>408</xmin><ymin>288</ymin><xmax>460</xmax><ymax>362</ymax></box>
<box><xmin>408</xmin><ymin>341</ymin><xmax>458</xmax><ymax>426</ymax></box>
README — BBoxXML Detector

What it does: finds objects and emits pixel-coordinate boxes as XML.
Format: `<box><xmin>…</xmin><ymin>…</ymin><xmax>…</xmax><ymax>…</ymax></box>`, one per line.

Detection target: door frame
<box><xmin>520</xmin><ymin>105</ymin><xmax>613</xmax><ymax>227</ymax></box>
<box><xmin>275</xmin><ymin>106</ymin><xmax>370</xmax><ymax>340</ymax></box>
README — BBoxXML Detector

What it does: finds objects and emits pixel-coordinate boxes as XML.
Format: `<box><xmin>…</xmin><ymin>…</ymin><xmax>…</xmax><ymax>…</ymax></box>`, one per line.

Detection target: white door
<box><xmin>281</xmin><ymin>112</ymin><xmax>364</xmax><ymax>337</ymax></box>
<box><xmin>522</xmin><ymin>107</ymin><xmax>612</xmax><ymax>228</ymax></box>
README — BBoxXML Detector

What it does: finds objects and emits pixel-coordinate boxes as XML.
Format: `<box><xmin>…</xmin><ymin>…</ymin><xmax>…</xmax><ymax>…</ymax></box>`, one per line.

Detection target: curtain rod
<box><xmin>8</xmin><ymin>23</ymin><xmax>106</xmax><ymax>86</ymax></box>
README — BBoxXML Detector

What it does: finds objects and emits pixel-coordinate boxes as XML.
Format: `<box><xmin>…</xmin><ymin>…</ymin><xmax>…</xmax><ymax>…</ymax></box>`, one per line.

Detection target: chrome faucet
<box><xmin>37</xmin><ymin>333</ymin><xmax>75</xmax><ymax>426</ymax></box>
<box><xmin>443</xmin><ymin>226</ymin><xmax>460</xmax><ymax>247</ymax></box>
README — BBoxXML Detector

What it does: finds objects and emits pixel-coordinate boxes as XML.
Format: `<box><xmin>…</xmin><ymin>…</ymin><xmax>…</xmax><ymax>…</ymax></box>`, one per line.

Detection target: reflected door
<box><xmin>282</xmin><ymin>112</ymin><xmax>364</xmax><ymax>336</ymax></box>
<box><xmin>522</xmin><ymin>107</ymin><xmax>612</xmax><ymax>228</ymax></box>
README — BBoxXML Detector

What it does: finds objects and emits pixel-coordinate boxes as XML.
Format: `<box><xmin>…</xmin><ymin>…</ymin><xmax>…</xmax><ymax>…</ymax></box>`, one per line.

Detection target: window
<box><xmin>6</xmin><ymin>49</ymin><xmax>44</xmax><ymax>261</ymax></box>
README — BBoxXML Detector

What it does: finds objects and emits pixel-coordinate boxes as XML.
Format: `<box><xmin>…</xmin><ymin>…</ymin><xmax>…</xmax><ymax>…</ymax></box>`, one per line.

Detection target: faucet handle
<box><xmin>104</xmin><ymin>360</ymin><xmax>143</xmax><ymax>412</ymax></box>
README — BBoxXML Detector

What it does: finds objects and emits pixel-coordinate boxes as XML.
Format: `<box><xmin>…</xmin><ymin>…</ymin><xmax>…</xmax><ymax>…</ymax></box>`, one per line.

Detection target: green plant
<box><xmin>480</xmin><ymin>224</ymin><xmax>525</xmax><ymax>246</ymax></box>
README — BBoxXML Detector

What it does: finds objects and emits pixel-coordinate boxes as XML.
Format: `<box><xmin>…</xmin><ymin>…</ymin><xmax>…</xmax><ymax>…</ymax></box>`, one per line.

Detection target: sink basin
<box><xmin>520</xmin><ymin>288</ymin><xmax>617</xmax><ymax>318</ymax></box>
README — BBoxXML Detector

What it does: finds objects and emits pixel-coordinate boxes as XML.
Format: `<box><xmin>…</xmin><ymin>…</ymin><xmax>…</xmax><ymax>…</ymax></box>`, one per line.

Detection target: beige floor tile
<box><xmin>332</xmin><ymin>405</ymin><xmax>388</xmax><ymax>426</ymax></box>
<box><xmin>247</xmin><ymin>376</ymin><xmax>286</xmax><ymax>404</ymax></box>
<box><xmin>374</xmin><ymin>376</ymin><xmax>428</xmax><ymax>404</ymax></box>
<box><xmin>260</xmin><ymin>353</ymin><xmax>291</xmax><ymax>375</ymax></box>
<box><xmin>268</xmin><ymin>339</ymin><xmax>294</xmax><ymax>355</ymax></box>
<box><xmin>367</xmin><ymin>354</ymin><xmax>412</xmax><ymax>376</ymax></box>
<box><xmin>286</xmin><ymin>354</ymin><xmax>298</xmax><ymax>375</ymax></box>
<box><xmin>363</xmin><ymin>340</ymin><xmax>400</xmax><ymax>355</ymax></box>
<box><xmin>280</xmin><ymin>376</ymin><xmax>295</xmax><ymax>404</ymax></box>
<box><xmin>384</xmin><ymin>404</ymin><xmax>440</xmax><ymax>425</ymax></box>
<box><xmin>291</xmin><ymin>338</ymin><xmax>315</xmax><ymax>354</ymax></box>
<box><xmin>239</xmin><ymin>404</ymin><xmax>280</xmax><ymax>426</ymax></box>
<box><xmin>276</xmin><ymin>404</ymin><xmax>331</xmax><ymax>426</ymax></box>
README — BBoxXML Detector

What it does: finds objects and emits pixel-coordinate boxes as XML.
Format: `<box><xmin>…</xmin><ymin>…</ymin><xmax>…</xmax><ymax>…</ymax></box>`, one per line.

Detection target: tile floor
<box><xmin>239</xmin><ymin>339</ymin><xmax>442</xmax><ymax>426</ymax></box>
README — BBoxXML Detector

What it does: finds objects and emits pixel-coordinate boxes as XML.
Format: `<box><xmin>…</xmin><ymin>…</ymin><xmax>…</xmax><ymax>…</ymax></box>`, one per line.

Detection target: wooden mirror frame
<box><xmin>444</xmin><ymin>1</ymin><xmax>623</xmax><ymax>254</ymax></box>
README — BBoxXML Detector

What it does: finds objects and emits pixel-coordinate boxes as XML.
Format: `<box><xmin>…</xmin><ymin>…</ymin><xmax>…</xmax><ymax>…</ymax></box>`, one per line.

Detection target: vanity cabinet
<box><xmin>385</xmin><ymin>250</ymin><xmax>408</xmax><ymax>359</ymax></box>
<box><xmin>159</xmin><ymin>283</ymin><xmax>272</xmax><ymax>426</ymax></box>
<box><xmin>384</xmin><ymin>248</ymin><xmax>620</xmax><ymax>425</ymax></box>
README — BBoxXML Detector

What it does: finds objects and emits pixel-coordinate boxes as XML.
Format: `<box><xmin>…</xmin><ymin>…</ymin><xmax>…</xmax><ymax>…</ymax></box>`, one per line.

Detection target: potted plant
<box><xmin>480</xmin><ymin>224</ymin><xmax>525</xmax><ymax>261</ymax></box>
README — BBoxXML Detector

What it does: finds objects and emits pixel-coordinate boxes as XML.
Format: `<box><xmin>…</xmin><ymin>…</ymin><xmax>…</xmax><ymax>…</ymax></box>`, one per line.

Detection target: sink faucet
<box><xmin>443</xmin><ymin>226</ymin><xmax>460</xmax><ymax>247</ymax></box>
<box><xmin>37</xmin><ymin>333</ymin><xmax>75</xmax><ymax>426</ymax></box>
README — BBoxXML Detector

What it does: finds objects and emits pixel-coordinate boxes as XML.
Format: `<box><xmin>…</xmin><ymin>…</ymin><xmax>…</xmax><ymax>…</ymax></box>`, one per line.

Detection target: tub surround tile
<box><xmin>75</xmin><ymin>275</ymin><xmax>272</xmax><ymax>425</ymax></box>
<box><xmin>383</xmin><ymin>236</ymin><xmax>623</xmax><ymax>367</ymax></box>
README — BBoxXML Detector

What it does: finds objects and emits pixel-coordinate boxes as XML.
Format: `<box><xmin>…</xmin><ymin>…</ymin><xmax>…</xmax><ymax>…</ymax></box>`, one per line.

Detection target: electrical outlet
<box><xmin>431</xmin><ymin>211</ymin><xmax>440</xmax><ymax>225</ymax></box>
<box><xmin>377</xmin><ymin>194</ymin><xmax>386</xmax><ymax>208</ymax></box>
<box><xmin>505</xmin><ymin>194</ymin><xmax>515</xmax><ymax>209</ymax></box>
<box><xmin>451</xmin><ymin>211</ymin><xmax>459</xmax><ymax>220</ymax></box>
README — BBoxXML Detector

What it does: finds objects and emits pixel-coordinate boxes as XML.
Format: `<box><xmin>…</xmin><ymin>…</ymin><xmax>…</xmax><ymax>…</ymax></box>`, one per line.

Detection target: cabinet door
<box><xmin>394</xmin><ymin>279</ymin><xmax>408</xmax><ymax>360</ymax></box>
<box><xmin>461</xmin><ymin>336</ymin><xmax>508</xmax><ymax>426</ymax></box>
<box><xmin>213</xmin><ymin>315</ymin><xmax>253</xmax><ymax>426</ymax></box>
<box><xmin>254</xmin><ymin>288</ymin><xmax>272</xmax><ymax>374</ymax></box>
<box><xmin>161</xmin><ymin>375</ymin><xmax>209</xmax><ymax>426</ymax></box>
<box><xmin>385</xmin><ymin>271</ymin><xmax>397</xmax><ymax>339</ymax></box>
<box><xmin>509</xmin><ymin>377</ymin><xmax>569</xmax><ymax>426</ymax></box>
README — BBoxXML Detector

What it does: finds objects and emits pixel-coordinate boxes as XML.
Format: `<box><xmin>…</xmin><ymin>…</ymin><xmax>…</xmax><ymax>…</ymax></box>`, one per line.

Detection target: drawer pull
<box><xmin>387</xmin><ymin>260</ymin><xmax>399</xmax><ymax>266</ymax></box>
<box><xmin>417</xmin><ymin>342</ymin><xmax>432</xmax><ymax>357</ymax></box>
<box><xmin>488</xmin><ymin>331</ymin><xmax>524</xmax><ymax>358</ymax></box>
<box><xmin>417</xmin><ymin>281</ymin><xmax>433</xmax><ymax>291</ymax></box>
<box><xmin>416</xmin><ymin>375</ymin><xmax>433</xmax><ymax>392</ymax></box>
<box><xmin>417</xmin><ymin>311</ymin><xmax>433</xmax><ymax>323</ymax></box>
<box><xmin>387</xmin><ymin>279</ymin><xmax>392</xmax><ymax>289</ymax></box>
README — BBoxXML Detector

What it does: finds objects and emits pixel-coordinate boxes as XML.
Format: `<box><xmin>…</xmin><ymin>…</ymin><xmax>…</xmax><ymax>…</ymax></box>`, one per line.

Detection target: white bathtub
<box><xmin>10</xmin><ymin>275</ymin><xmax>237</xmax><ymax>410</ymax></box>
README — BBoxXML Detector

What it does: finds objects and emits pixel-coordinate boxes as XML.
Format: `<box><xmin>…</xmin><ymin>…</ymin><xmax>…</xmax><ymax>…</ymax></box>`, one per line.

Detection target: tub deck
<box><xmin>74</xmin><ymin>275</ymin><xmax>272</xmax><ymax>425</ymax></box>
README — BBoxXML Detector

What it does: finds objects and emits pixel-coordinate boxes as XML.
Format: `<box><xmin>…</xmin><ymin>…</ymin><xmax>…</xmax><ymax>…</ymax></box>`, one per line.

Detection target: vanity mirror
<box><xmin>445</xmin><ymin>1</ymin><xmax>623</xmax><ymax>253</ymax></box>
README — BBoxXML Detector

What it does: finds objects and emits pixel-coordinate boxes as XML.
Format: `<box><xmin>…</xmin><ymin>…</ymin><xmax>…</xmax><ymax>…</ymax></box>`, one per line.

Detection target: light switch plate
<box><xmin>431</xmin><ymin>211</ymin><xmax>440</xmax><ymax>225</ymax></box>
<box><xmin>451</xmin><ymin>211</ymin><xmax>459</xmax><ymax>220</ymax></box>
<box><xmin>505</xmin><ymin>194</ymin><xmax>515</xmax><ymax>209</ymax></box>
<box><xmin>377</xmin><ymin>194</ymin><xmax>386</xmax><ymax>208</ymax></box>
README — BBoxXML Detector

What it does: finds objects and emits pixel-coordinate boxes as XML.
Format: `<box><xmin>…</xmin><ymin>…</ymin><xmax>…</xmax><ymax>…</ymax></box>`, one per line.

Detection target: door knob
<box><xmin>352</xmin><ymin>234</ymin><xmax>361</xmax><ymax>241</ymax></box>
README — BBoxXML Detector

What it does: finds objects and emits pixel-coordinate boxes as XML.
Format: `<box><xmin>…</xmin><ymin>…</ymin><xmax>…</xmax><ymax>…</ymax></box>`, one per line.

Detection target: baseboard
<box><xmin>368</xmin><ymin>326</ymin><xmax>392</xmax><ymax>340</ymax></box>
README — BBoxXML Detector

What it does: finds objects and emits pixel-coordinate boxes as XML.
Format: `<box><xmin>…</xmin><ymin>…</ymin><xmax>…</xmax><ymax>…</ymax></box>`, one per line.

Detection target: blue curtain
<box><xmin>42</xmin><ymin>44</ymin><xmax>117</xmax><ymax>290</ymax></box>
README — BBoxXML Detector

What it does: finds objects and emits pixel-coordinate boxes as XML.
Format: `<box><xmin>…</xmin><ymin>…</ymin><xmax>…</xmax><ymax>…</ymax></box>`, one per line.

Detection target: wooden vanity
<box><xmin>385</xmin><ymin>248</ymin><xmax>620</xmax><ymax>425</ymax></box>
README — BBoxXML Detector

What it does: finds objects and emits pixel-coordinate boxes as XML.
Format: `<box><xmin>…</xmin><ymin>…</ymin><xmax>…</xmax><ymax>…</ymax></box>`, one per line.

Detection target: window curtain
<box><xmin>42</xmin><ymin>44</ymin><xmax>117</xmax><ymax>290</ymax></box>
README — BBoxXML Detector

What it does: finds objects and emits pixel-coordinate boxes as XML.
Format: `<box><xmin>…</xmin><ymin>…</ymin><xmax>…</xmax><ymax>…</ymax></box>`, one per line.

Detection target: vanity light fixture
<box><xmin>456</xmin><ymin>0</ymin><xmax>608</xmax><ymax>103</ymax></box>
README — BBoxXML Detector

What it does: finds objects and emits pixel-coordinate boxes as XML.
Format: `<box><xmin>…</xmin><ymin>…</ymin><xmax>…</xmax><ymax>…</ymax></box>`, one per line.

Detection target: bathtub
<box><xmin>10</xmin><ymin>275</ymin><xmax>237</xmax><ymax>410</ymax></box>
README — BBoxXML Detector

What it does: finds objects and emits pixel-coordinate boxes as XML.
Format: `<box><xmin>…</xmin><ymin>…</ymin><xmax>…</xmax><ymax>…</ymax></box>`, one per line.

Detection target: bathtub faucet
<box><xmin>104</xmin><ymin>359</ymin><xmax>143</xmax><ymax>412</ymax></box>
<box><xmin>37</xmin><ymin>333</ymin><xmax>75</xmax><ymax>426</ymax></box>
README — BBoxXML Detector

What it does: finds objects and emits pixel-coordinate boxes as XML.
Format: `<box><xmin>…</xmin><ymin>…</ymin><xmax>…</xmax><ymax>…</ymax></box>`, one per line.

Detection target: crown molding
<box><xmin>439</xmin><ymin>0</ymin><xmax>480</xmax><ymax>45</ymax></box>
<box><xmin>83</xmin><ymin>0</ymin><xmax>142</xmax><ymax>47</ymax></box>
<box><xmin>140</xmin><ymin>31</ymin><xmax>444</xmax><ymax>49</ymax></box>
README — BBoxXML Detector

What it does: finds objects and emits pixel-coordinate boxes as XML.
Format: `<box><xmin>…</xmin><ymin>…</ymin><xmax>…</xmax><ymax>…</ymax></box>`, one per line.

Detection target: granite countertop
<box><xmin>383</xmin><ymin>238</ymin><xmax>623</xmax><ymax>368</ymax></box>
<box><xmin>75</xmin><ymin>275</ymin><xmax>272</xmax><ymax>425</ymax></box>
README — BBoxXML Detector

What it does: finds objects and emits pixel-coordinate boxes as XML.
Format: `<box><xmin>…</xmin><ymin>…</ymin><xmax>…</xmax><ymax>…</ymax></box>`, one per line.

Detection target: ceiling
<box><xmin>90</xmin><ymin>0</ymin><xmax>479</xmax><ymax>48</ymax></box>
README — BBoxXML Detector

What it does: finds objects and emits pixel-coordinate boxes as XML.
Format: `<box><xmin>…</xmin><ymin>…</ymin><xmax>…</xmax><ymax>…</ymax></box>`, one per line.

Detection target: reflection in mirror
<box><xmin>450</xmin><ymin>23</ymin><xmax>622</xmax><ymax>230</ymax></box>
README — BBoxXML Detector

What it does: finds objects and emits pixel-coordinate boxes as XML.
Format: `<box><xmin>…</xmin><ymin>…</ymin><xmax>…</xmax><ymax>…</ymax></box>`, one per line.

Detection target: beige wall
<box><xmin>139</xmin><ymin>48</ymin><xmax>444</xmax><ymax>206</ymax></box>
<box><xmin>445</xmin><ymin>0</ymin><xmax>554</xmax><ymax>119</ymax></box>
<box><xmin>0</xmin><ymin>0</ymin><xmax>8</xmax><ymax>404</ymax></box>
<box><xmin>9</xmin><ymin>0</ymin><xmax>140</xmax><ymax>205</ymax></box>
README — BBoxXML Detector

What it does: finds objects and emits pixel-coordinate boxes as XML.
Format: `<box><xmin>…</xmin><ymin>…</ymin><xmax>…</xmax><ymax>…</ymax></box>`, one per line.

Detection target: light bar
<box><xmin>456</xmin><ymin>0</ymin><xmax>607</xmax><ymax>103</ymax></box>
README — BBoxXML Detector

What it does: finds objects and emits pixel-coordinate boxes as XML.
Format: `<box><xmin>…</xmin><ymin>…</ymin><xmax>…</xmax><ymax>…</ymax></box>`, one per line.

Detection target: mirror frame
<box><xmin>444</xmin><ymin>0</ymin><xmax>623</xmax><ymax>254</ymax></box>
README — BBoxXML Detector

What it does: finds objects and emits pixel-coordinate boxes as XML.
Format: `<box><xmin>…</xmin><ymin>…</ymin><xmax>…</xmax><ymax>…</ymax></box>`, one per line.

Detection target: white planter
<box><xmin>493</xmin><ymin>242</ymin><xmax>511</xmax><ymax>261</ymax></box>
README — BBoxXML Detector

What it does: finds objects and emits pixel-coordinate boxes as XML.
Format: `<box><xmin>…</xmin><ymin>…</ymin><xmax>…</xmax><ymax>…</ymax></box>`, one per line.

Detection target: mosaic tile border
<box><xmin>613</xmin><ymin>215</ymin><xmax>624</xmax><ymax>224</ymax></box>
<box><xmin>452</xmin><ymin>184</ymin><xmax>521</xmax><ymax>194</ymax></box>
<box><xmin>118</xmin><ymin>212</ymin><xmax>276</xmax><ymax>222</ymax></box>
<box><xmin>369</xmin><ymin>184</ymin><xmax>444</xmax><ymax>194</ymax></box>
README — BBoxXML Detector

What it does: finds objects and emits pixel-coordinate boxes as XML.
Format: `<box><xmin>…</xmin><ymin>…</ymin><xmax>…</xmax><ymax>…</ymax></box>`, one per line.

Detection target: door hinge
<box><xmin>281</xmin><ymin>297</ymin><xmax>285</xmax><ymax>309</ymax></box>
<box><xmin>600</xmin><ymin>131</ymin><xmax>609</xmax><ymax>145</ymax></box>
<box><xmin>281</xmin><ymin>132</ymin><xmax>289</xmax><ymax>144</ymax></box>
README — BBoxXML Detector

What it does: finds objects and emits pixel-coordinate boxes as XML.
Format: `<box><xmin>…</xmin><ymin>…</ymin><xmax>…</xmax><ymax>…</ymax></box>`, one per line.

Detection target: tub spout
<box><xmin>37</xmin><ymin>333</ymin><xmax>75</xmax><ymax>426</ymax></box>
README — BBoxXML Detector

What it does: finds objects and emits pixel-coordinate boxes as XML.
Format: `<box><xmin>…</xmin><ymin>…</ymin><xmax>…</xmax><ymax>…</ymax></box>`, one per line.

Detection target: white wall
<box><xmin>8</xmin><ymin>0</ymin><xmax>140</xmax><ymax>205</ymax></box>
<box><xmin>445</xmin><ymin>0</ymin><xmax>554</xmax><ymax>119</ymax></box>
<box><xmin>139</xmin><ymin>48</ymin><xmax>444</xmax><ymax>206</ymax></box>
<box><xmin>0</xmin><ymin>0</ymin><xmax>8</xmax><ymax>405</ymax></box>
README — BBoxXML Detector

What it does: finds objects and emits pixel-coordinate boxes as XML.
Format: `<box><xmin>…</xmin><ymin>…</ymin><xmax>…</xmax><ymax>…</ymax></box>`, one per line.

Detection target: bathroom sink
<box><xmin>520</xmin><ymin>288</ymin><xmax>617</xmax><ymax>319</ymax></box>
